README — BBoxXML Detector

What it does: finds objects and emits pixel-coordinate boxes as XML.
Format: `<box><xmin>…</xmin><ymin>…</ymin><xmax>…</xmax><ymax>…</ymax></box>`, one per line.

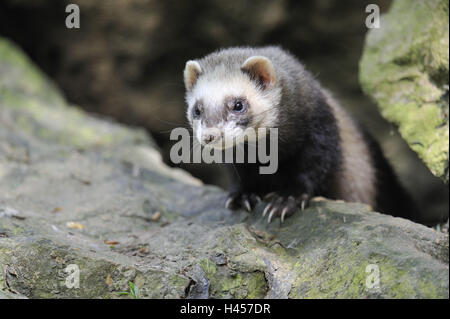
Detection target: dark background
<box><xmin>0</xmin><ymin>0</ymin><xmax>448</xmax><ymax>223</ymax></box>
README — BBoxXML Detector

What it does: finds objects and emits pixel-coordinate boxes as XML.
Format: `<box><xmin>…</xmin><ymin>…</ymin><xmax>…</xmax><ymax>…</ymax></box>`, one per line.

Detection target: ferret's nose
<box><xmin>203</xmin><ymin>133</ymin><xmax>217</xmax><ymax>144</ymax></box>
<box><xmin>202</xmin><ymin>127</ymin><xmax>222</xmax><ymax>145</ymax></box>
<box><xmin>201</xmin><ymin>129</ymin><xmax>221</xmax><ymax>145</ymax></box>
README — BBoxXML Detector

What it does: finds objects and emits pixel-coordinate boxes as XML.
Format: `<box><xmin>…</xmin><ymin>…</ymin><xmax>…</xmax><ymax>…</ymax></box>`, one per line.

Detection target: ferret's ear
<box><xmin>184</xmin><ymin>60</ymin><xmax>202</xmax><ymax>91</ymax></box>
<box><xmin>241</xmin><ymin>56</ymin><xmax>276</xmax><ymax>89</ymax></box>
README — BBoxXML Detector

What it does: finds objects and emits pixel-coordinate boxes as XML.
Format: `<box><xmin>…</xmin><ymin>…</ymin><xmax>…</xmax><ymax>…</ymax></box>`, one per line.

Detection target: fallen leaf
<box><xmin>151</xmin><ymin>211</ymin><xmax>161</xmax><ymax>222</ymax></box>
<box><xmin>104</xmin><ymin>240</ymin><xmax>119</xmax><ymax>245</ymax></box>
<box><xmin>66</xmin><ymin>221</ymin><xmax>84</xmax><ymax>230</ymax></box>
<box><xmin>139</xmin><ymin>247</ymin><xmax>148</xmax><ymax>253</ymax></box>
<box><xmin>105</xmin><ymin>274</ymin><xmax>112</xmax><ymax>286</ymax></box>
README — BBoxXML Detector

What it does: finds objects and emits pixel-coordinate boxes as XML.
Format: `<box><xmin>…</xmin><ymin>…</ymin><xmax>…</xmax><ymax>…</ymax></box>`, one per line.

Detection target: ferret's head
<box><xmin>184</xmin><ymin>55</ymin><xmax>281</xmax><ymax>149</ymax></box>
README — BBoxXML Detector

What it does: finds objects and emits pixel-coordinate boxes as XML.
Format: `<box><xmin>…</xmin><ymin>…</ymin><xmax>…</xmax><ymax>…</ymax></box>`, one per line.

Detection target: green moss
<box><xmin>290</xmin><ymin>249</ymin><xmax>365</xmax><ymax>298</ymax></box>
<box><xmin>418</xmin><ymin>280</ymin><xmax>440</xmax><ymax>299</ymax></box>
<box><xmin>219</xmin><ymin>272</ymin><xmax>266</xmax><ymax>299</ymax></box>
<box><xmin>169</xmin><ymin>274</ymin><xmax>190</xmax><ymax>293</ymax></box>
<box><xmin>200</xmin><ymin>257</ymin><xmax>267</xmax><ymax>298</ymax></box>
<box><xmin>289</xmin><ymin>246</ymin><xmax>448</xmax><ymax>299</ymax></box>
<box><xmin>360</xmin><ymin>0</ymin><xmax>449</xmax><ymax>183</ymax></box>
<box><xmin>1</xmin><ymin>89</ymin><xmax>142</xmax><ymax>149</ymax></box>
<box><xmin>0</xmin><ymin>37</ymin><xmax>150</xmax><ymax>151</ymax></box>
<box><xmin>201</xmin><ymin>258</ymin><xmax>217</xmax><ymax>276</ymax></box>
<box><xmin>0</xmin><ymin>38</ymin><xmax>63</xmax><ymax>105</ymax></box>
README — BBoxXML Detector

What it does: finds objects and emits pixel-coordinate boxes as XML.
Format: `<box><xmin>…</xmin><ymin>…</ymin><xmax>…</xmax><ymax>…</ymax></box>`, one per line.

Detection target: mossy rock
<box><xmin>360</xmin><ymin>0</ymin><xmax>449</xmax><ymax>183</ymax></box>
<box><xmin>0</xmin><ymin>36</ymin><xmax>448</xmax><ymax>299</ymax></box>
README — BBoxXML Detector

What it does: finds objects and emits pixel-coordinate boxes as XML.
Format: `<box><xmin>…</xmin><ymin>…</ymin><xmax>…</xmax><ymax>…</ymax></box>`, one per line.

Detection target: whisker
<box><xmin>151</xmin><ymin>115</ymin><xmax>189</xmax><ymax>128</ymax></box>
<box><xmin>231</xmin><ymin>163</ymin><xmax>241</xmax><ymax>182</ymax></box>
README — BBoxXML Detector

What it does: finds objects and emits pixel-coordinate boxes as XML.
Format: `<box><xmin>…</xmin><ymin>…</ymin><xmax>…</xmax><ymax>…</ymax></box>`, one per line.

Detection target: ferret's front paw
<box><xmin>225</xmin><ymin>192</ymin><xmax>261</xmax><ymax>212</ymax></box>
<box><xmin>262</xmin><ymin>193</ymin><xmax>310</xmax><ymax>223</ymax></box>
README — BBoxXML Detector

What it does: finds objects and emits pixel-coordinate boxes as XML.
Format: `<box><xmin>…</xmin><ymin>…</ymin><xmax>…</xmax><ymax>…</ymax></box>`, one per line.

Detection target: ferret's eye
<box><xmin>232</xmin><ymin>100</ymin><xmax>247</xmax><ymax>113</ymax></box>
<box><xmin>192</xmin><ymin>106</ymin><xmax>201</xmax><ymax>118</ymax></box>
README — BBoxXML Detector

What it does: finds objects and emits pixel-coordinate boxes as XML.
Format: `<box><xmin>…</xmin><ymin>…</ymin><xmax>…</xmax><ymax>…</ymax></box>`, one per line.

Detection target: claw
<box><xmin>254</xmin><ymin>195</ymin><xmax>262</xmax><ymax>203</ymax></box>
<box><xmin>267</xmin><ymin>207</ymin><xmax>278</xmax><ymax>224</ymax></box>
<box><xmin>298</xmin><ymin>194</ymin><xmax>309</xmax><ymax>211</ymax></box>
<box><xmin>225</xmin><ymin>197</ymin><xmax>234</xmax><ymax>209</ymax></box>
<box><xmin>264</xmin><ymin>192</ymin><xmax>276</xmax><ymax>200</ymax></box>
<box><xmin>281</xmin><ymin>207</ymin><xmax>289</xmax><ymax>223</ymax></box>
<box><xmin>243</xmin><ymin>199</ymin><xmax>252</xmax><ymax>212</ymax></box>
<box><xmin>262</xmin><ymin>203</ymin><xmax>272</xmax><ymax>217</ymax></box>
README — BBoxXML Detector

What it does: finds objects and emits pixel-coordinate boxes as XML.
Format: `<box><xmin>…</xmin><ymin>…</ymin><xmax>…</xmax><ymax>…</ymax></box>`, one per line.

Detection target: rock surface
<box><xmin>0</xmin><ymin>37</ymin><xmax>449</xmax><ymax>299</ymax></box>
<box><xmin>360</xmin><ymin>0</ymin><xmax>449</xmax><ymax>183</ymax></box>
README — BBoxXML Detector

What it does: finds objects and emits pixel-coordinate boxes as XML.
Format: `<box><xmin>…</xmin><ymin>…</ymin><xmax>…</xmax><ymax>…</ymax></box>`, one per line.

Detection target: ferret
<box><xmin>183</xmin><ymin>46</ymin><xmax>418</xmax><ymax>223</ymax></box>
